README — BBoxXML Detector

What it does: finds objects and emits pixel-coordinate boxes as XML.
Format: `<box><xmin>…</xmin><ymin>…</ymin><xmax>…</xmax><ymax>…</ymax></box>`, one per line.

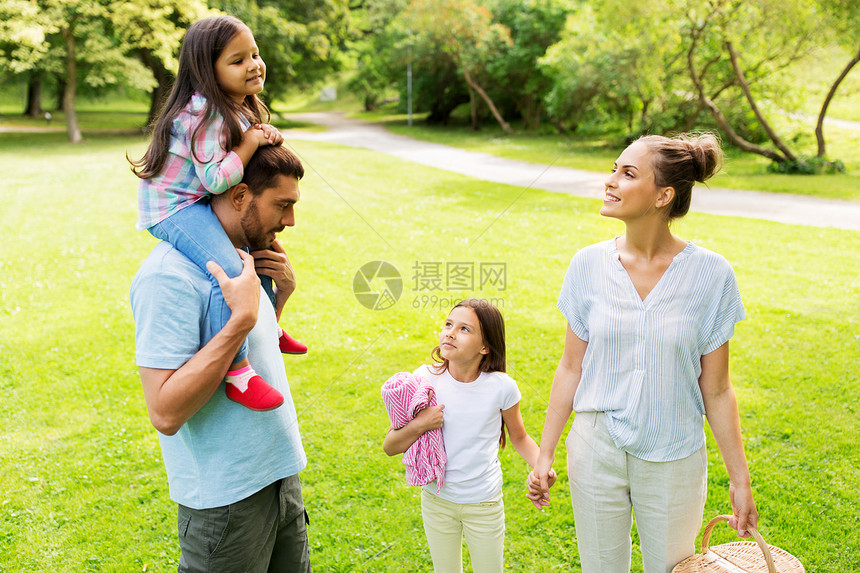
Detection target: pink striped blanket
<box><xmin>381</xmin><ymin>372</ymin><xmax>446</xmax><ymax>492</ymax></box>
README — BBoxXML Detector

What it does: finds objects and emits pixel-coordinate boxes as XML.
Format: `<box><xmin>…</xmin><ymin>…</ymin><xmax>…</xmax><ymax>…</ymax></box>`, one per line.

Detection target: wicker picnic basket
<box><xmin>672</xmin><ymin>515</ymin><xmax>804</xmax><ymax>573</ymax></box>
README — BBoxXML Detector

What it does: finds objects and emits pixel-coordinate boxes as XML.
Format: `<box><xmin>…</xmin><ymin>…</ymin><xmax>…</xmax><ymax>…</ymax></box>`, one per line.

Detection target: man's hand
<box><xmin>206</xmin><ymin>249</ymin><xmax>260</xmax><ymax>329</ymax></box>
<box><xmin>139</xmin><ymin>250</ymin><xmax>263</xmax><ymax>435</ymax></box>
<box><xmin>251</xmin><ymin>239</ymin><xmax>296</xmax><ymax>299</ymax></box>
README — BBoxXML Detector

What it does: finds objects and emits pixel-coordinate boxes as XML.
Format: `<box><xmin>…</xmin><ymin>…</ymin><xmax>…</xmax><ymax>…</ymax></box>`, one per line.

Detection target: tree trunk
<box><xmin>687</xmin><ymin>24</ymin><xmax>785</xmax><ymax>164</ymax></box>
<box><xmin>702</xmin><ymin>95</ymin><xmax>785</xmax><ymax>163</ymax></box>
<box><xmin>467</xmin><ymin>83</ymin><xmax>479</xmax><ymax>130</ymax></box>
<box><xmin>523</xmin><ymin>96</ymin><xmax>541</xmax><ymax>131</ymax></box>
<box><xmin>638</xmin><ymin>98</ymin><xmax>651</xmax><ymax>134</ymax></box>
<box><xmin>55</xmin><ymin>76</ymin><xmax>66</xmax><ymax>111</ymax></box>
<box><xmin>462</xmin><ymin>68</ymin><xmax>512</xmax><ymax>135</ymax></box>
<box><xmin>816</xmin><ymin>44</ymin><xmax>860</xmax><ymax>158</ymax></box>
<box><xmin>62</xmin><ymin>24</ymin><xmax>82</xmax><ymax>143</ymax></box>
<box><xmin>142</xmin><ymin>50</ymin><xmax>173</xmax><ymax>127</ymax></box>
<box><xmin>25</xmin><ymin>75</ymin><xmax>43</xmax><ymax>118</ymax></box>
<box><xmin>550</xmin><ymin>119</ymin><xmax>570</xmax><ymax>134</ymax></box>
<box><xmin>726</xmin><ymin>41</ymin><xmax>798</xmax><ymax>163</ymax></box>
<box><xmin>680</xmin><ymin>101</ymin><xmax>704</xmax><ymax>133</ymax></box>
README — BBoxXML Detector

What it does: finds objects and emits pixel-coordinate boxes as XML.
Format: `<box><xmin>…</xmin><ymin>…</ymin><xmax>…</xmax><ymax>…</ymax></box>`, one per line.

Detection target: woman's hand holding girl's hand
<box><xmin>526</xmin><ymin>462</ymin><xmax>557</xmax><ymax>509</ymax></box>
<box><xmin>728</xmin><ymin>481</ymin><xmax>758</xmax><ymax>538</ymax></box>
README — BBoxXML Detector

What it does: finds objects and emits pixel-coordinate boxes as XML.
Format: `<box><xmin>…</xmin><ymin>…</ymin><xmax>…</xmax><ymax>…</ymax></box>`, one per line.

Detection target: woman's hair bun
<box><xmin>680</xmin><ymin>132</ymin><xmax>722</xmax><ymax>183</ymax></box>
<box><xmin>636</xmin><ymin>131</ymin><xmax>724</xmax><ymax>220</ymax></box>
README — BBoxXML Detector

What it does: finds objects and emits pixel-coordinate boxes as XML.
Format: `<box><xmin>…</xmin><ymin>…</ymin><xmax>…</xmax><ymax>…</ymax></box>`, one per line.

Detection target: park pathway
<box><xmin>283</xmin><ymin>112</ymin><xmax>860</xmax><ymax>232</ymax></box>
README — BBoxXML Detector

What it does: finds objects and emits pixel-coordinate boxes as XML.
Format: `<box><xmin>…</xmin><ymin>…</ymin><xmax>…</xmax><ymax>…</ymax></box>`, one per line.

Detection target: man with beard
<box><xmin>130</xmin><ymin>144</ymin><xmax>311</xmax><ymax>572</ymax></box>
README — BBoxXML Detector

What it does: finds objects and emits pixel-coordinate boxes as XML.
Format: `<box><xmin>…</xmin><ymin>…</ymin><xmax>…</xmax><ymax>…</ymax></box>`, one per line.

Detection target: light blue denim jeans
<box><xmin>149</xmin><ymin>200</ymin><xmax>276</xmax><ymax>364</ymax></box>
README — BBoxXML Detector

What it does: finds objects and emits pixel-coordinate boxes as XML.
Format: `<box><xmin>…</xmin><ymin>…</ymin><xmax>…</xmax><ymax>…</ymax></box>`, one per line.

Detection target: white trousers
<box><xmin>566</xmin><ymin>412</ymin><xmax>707</xmax><ymax>573</ymax></box>
<box><xmin>421</xmin><ymin>488</ymin><xmax>505</xmax><ymax>573</ymax></box>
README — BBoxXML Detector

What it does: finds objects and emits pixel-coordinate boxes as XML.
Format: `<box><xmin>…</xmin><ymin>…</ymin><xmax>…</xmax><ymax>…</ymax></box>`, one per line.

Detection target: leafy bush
<box><xmin>767</xmin><ymin>155</ymin><xmax>847</xmax><ymax>175</ymax></box>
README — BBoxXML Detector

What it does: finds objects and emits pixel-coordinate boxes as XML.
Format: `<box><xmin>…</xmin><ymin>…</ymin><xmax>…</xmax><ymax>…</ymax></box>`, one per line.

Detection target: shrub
<box><xmin>766</xmin><ymin>155</ymin><xmax>846</xmax><ymax>175</ymax></box>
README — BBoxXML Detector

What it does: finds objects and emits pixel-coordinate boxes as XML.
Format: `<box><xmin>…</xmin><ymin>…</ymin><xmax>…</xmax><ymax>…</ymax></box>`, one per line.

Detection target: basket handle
<box><xmin>701</xmin><ymin>515</ymin><xmax>776</xmax><ymax>573</ymax></box>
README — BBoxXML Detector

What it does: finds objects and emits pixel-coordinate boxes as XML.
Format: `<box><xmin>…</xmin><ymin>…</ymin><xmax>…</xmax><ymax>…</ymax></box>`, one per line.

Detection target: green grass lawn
<box><xmin>0</xmin><ymin>132</ymin><xmax>858</xmax><ymax>571</ymax></box>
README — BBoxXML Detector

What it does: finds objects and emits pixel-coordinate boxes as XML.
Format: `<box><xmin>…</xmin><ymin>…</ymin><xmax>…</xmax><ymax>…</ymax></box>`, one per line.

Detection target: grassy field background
<box><xmin>0</xmin><ymin>129</ymin><xmax>858</xmax><ymax>571</ymax></box>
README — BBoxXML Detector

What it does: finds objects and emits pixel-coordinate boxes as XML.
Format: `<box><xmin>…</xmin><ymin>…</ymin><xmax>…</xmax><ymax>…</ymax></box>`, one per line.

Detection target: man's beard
<box><xmin>240</xmin><ymin>198</ymin><xmax>277</xmax><ymax>251</ymax></box>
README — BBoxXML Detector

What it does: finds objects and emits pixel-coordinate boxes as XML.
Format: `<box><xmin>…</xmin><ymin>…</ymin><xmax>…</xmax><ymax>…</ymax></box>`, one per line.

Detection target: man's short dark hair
<box><xmin>243</xmin><ymin>144</ymin><xmax>305</xmax><ymax>195</ymax></box>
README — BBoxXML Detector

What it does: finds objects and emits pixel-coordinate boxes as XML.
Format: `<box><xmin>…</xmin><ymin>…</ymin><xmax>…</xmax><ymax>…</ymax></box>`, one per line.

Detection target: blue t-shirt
<box><xmin>558</xmin><ymin>239</ymin><xmax>744</xmax><ymax>462</ymax></box>
<box><xmin>130</xmin><ymin>241</ymin><xmax>307</xmax><ymax>509</ymax></box>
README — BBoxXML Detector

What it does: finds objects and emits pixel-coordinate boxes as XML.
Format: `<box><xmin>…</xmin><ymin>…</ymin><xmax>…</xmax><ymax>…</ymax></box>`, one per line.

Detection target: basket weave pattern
<box><xmin>672</xmin><ymin>515</ymin><xmax>804</xmax><ymax>573</ymax></box>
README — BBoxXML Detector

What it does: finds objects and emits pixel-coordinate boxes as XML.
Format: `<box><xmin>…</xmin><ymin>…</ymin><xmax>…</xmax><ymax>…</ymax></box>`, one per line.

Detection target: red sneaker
<box><xmin>279</xmin><ymin>330</ymin><xmax>308</xmax><ymax>355</ymax></box>
<box><xmin>225</xmin><ymin>375</ymin><xmax>284</xmax><ymax>411</ymax></box>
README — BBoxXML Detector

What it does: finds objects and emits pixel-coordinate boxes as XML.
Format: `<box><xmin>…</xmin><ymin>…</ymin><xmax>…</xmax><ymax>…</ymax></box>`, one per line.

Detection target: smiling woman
<box><xmin>529</xmin><ymin>132</ymin><xmax>758</xmax><ymax>573</ymax></box>
<box><xmin>601</xmin><ymin>134</ymin><xmax>723</xmax><ymax>224</ymax></box>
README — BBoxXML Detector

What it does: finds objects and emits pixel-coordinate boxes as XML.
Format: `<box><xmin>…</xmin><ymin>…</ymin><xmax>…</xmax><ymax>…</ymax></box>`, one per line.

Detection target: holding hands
<box><xmin>526</xmin><ymin>460</ymin><xmax>557</xmax><ymax>509</ymax></box>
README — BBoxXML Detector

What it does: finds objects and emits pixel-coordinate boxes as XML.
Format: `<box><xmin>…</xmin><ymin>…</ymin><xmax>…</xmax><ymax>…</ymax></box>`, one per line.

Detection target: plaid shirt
<box><xmin>136</xmin><ymin>93</ymin><xmax>248</xmax><ymax>230</ymax></box>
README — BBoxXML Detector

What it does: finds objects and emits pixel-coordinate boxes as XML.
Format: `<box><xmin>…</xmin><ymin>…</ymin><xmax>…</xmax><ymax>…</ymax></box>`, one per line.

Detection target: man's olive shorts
<box><xmin>177</xmin><ymin>474</ymin><xmax>310</xmax><ymax>572</ymax></box>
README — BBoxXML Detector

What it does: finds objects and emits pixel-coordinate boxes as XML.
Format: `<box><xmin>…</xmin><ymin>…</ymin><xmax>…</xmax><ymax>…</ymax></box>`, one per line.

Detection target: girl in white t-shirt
<box><xmin>383</xmin><ymin>298</ymin><xmax>551</xmax><ymax>573</ymax></box>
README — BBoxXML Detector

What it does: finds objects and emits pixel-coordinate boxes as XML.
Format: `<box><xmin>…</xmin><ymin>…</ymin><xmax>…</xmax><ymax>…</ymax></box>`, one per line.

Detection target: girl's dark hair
<box><xmin>636</xmin><ymin>132</ymin><xmax>723</xmax><ymax>220</ymax></box>
<box><xmin>430</xmin><ymin>298</ymin><xmax>509</xmax><ymax>448</ymax></box>
<box><xmin>130</xmin><ymin>15</ymin><xmax>270</xmax><ymax>180</ymax></box>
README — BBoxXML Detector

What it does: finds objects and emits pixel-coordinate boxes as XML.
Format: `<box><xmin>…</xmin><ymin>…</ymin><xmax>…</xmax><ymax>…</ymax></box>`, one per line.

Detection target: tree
<box><xmin>346</xmin><ymin>0</ymin><xmax>407</xmax><ymax>111</ymax></box>
<box><xmin>539</xmin><ymin>0</ymin><xmax>693</xmax><ymax>135</ymax></box>
<box><xmin>398</xmin><ymin>0</ymin><xmax>513</xmax><ymax>133</ymax></box>
<box><xmin>684</xmin><ymin>0</ymin><xmax>824</xmax><ymax>167</ymax></box>
<box><xmin>814</xmin><ymin>0</ymin><xmax>860</xmax><ymax>158</ymax></box>
<box><xmin>485</xmin><ymin>0</ymin><xmax>570</xmax><ymax>130</ymax></box>
<box><xmin>1</xmin><ymin>0</ymin><xmax>162</xmax><ymax>141</ymax></box>
<box><xmin>109</xmin><ymin>0</ymin><xmax>211</xmax><ymax>125</ymax></box>
<box><xmin>0</xmin><ymin>0</ymin><xmax>54</xmax><ymax>117</ymax></box>
<box><xmin>348</xmin><ymin>0</ymin><xmax>471</xmax><ymax>123</ymax></box>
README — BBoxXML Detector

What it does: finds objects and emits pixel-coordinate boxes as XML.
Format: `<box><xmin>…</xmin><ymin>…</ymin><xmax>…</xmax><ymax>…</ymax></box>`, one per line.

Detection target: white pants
<box><xmin>421</xmin><ymin>489</ymin><xmax>505</xmax><ymax>573</ymax></box>
<box><xmin>566</xmin><ymin>412</ymin><xmax>707</xmax><ymax>573</ymax></box>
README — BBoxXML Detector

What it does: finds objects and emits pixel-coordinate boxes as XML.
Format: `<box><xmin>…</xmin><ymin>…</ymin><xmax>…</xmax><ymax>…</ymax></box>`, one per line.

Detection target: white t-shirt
<box><xmin>414</xmin><ymin>365</ymin><xmax>521</xmax><ymax>503</ymax></box>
